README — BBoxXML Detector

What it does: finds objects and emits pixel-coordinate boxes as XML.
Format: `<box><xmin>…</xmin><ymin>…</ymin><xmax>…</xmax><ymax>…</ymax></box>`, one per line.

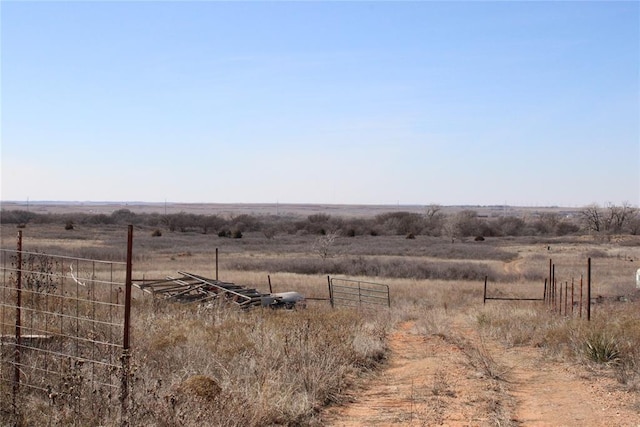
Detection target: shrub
<box><xmin>152</xmin><ymin>229</ymin><xmax>162</xmax><ymax>237</ymax></box>
<box><xmin>375</xmin><ymin>211</ymin><xmax>425</xmax><ymax>235</ymax></box>
<box><xmin>584</xmin><ymin>332</ymin><xmax>621</xmax><ymax>364</ymax></box>
<box><xmin>128</xmin><ymin>304</ymin><xmax>389</xmax><ymax>426</ymax></box>
<box><xmin>232</xmin><ymin>230</ymin><xmax>243</xmax><ymax>239</ymax></box>
<box><xmin>65</xmin><ymin>221</ymin><xmax>74</xmax><ymax>230</ymax></box>
<box><xmin>0</xmin><ymin>209</ymin><xmax>37</xmax><ymax>224</ymax></box>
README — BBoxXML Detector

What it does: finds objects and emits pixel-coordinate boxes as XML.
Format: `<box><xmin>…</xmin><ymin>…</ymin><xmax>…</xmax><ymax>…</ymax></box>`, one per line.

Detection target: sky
<box><xmin>1</xmin><ymin>1</ymin><xmax>639</xmax><ymax>207</ymax></box>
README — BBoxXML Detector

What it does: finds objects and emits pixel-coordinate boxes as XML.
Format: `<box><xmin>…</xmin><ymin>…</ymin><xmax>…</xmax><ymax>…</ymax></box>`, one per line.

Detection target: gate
<box><xmin>329</xmin><ymin>277</ymin><xmax>390</xmax><ymax>309</ymax></box>
<box><xmin>0</xmin><ymin>228</ymin><xmax>133</xmax><ymax>425</ymax></box>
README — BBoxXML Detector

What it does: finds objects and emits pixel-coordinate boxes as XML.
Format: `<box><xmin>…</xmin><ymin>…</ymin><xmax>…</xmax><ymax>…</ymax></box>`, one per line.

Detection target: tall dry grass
<box><xmin>475</xmin><ymin>300</ymin><xmax>640</xmax><ymax>390</ymax></box>
<box><xmin>1</xmin><ymin>222</ymin><xmax>638</xmax><ymax>425</ymax></box>
<box><xmin>126</xmin><ymin>301</ymin><xmax>390</xmax><ymax>426</ymax></box>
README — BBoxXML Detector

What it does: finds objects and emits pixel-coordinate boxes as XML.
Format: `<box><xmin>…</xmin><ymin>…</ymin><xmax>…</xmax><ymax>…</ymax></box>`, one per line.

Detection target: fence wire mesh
<box><xmin>330</xmin><ymin>277</ymin><xmax>390</xmax><ymax>309</ymax></box>
<box><xmin>1</xmin><ymin>241</ymin><xmax>129</xmax><ymax>423</ymax></box>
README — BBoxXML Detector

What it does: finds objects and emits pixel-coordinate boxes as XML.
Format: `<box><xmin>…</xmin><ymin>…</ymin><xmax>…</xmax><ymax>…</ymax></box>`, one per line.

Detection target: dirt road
<box><xmin>322</xmin><ymin>318</ymin><xmax>639</xmax><ymax>426</ymax></box>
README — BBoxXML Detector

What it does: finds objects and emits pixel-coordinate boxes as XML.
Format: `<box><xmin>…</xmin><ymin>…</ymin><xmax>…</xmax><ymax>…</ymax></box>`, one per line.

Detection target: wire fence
<box><xmin>0</xmin><ymin>229</ymin><xmax>133</xmax><ymax>425</ymax></box>
<box><xmin>545</xmin><ymin>257</ymin><xmax>592</xmax><ymax>320</ymax></box>
<box><xmin>482</xmin><ymin>257</ymin><xmax>594</xmax><ymax>321</ymax></box>
<box><xmin>329</xmin><ymin>277</ymin><xmax>390</xmax><ymax>309</ymax></box>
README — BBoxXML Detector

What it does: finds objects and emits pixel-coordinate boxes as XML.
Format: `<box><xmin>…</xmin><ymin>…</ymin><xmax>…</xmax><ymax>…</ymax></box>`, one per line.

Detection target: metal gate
<box><xmin>329</xmin><ymin>277</ymin><xmax>390</xmax><ymax>308</ymax></box>
<box><xmin>0</xmin><ymin>228</ymin><xmax>133</xmax><ymax>425</ymax></box>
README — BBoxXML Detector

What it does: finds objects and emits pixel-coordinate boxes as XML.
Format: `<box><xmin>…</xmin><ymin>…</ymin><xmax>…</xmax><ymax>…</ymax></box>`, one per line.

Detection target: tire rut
<box><xmin>321</xmin><ymin>314</ymin><xmax>639</xmax><ymax>426</ymax></box>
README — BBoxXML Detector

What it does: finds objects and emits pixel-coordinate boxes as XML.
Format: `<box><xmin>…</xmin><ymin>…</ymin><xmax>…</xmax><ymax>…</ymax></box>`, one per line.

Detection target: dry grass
<box><xmin>1</xmin><ymin>222</ymin><xmax>639</xmax><ymax>425</ymax></box>
<box><xmin>125</xmin><ymin>302</ymin><xmax>389</xmax><ymax>426</ymax></box>
<box><xmin>475</xmin><ymin>300</ymin><xmax>640</xmax><ymax>390</ymax></box>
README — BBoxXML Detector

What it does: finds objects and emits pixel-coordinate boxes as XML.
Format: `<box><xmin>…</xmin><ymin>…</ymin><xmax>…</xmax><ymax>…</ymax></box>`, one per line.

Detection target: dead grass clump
<box><xmin>415</xmin><ymin>307</ymin><xmax>451</xmax><ymax>338</ymax></box>
<box><xmin>126</xmin><ymin>303</ymin><xmax>390</xmax><ymax>426</ymax></box>
<box><xmin>176</xmin><ymin>375</ymin><xmax>221</xmax><ymax>401</ymax></box>
<box><xmin>456</xmin><ymin>335</ymin><xmax>509</xmax><ymax>381</ymax></box>
<box><xmin>476</xmin><ymin>301</ymin><xmax>640</xmax><ymax>388</ymax></box>
<box><xmin>230</xmin><ymin>256</ymin><xmax>497</xmax><ymax>281</ymax></box>
<box><xmin>430</xmin><ymin>369</ymin><xmax>456</xmax><ymax>397</ymax></box>
<box><xmin>476</xmin><ymin>306</ymin><xmax>549</xmax><ymax>347</ymax></box>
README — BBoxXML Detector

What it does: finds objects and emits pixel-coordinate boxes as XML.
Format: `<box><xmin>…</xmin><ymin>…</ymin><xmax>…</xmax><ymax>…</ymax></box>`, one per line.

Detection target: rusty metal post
<box><xmin>571</xmin><ymin>278</ymin><xmax>575</xmax><ymax>316</ymax></box>
<box><xmin>121</xmin><ymin>225</ymin><xmax>133</xmax><ymax>422</ymax></box>
<box><xmin>13</xmin><ymin>231</ymin><xmax>23</xmax><ymax>413</ymax></box>
<box><xmin>552</xmin><ymin>264</ymin><xmax>556</xmax><ymax>308</ymax></box>
<box><xmin>548</xmin><ymin>259</ymin><xmax>552</xmax><ymax>303</ymax></box>
<box><xmin>215</xmin><ymin>248</ymin><xmax>219</xmax><ymax>281</ymax></box>
<box><xmin>587</xmin><ymin>258</ymin><xmax>591</xmax><ymax>322</ymax></box>
<box><xmin>579</xmin><ymin>274</ymin><xmax>583</xmax><ymax>319</ymax></box>
<box><xmin>268</xmin><ymin>275</ymin><xmax>273</xmax><ymax>294</ymax></box>
<box><xmin>559</xmin><ymin>278</ymin><xmax>563</xmax><ymax>315</ymax></box>
<box><xmin>543</xmin><ymin>278</ymin><xmax>547</xmax><ymax>303</ymax></box>
<box><xmin>564</xmin><ymin>282</ymin><xmax>568</xmax><ymax>316</ymax></box>
<box><xmin>123</xmin><ymin>225</ymin><xmax>133</xmax><ymax>350</ymax></box>
<box><xmin>327</xmin><ymin>276</ymin><xmax>334</xmax><ymax>308</ymax></box>
<box><xmin>483</xmin><ymin>276</ymin><xmax>488</xmax><ymax>305</ymax></box>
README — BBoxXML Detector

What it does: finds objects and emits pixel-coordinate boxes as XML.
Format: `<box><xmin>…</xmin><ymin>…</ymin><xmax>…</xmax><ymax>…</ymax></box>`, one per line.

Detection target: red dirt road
<box><xmin>322</xmin><ymin>319</ymin><xmax>639</xmax><ymax>426</ymax></box>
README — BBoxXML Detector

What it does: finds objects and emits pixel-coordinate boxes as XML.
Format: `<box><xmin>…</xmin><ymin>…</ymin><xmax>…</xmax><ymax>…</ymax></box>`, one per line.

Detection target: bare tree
<box><xmin>534</xmin><ymin>212</ymin><xmax>559</xmax><ymax>235</ymax></box>
<box><xmin>581</xmin><ymin>203</ymin><xmax>638</xmax><ymax>234</ymax></box>
<box><xmin>628</xmin><ymin>214</ymin><xmax>640</xmax><ymax>235</ymax></box>
<box><xmin>607</xmin><ymin>202</ymin><xmax>637</xmax><ymax>233</ymax></box>
<box><xmin>580</xmin><ymin>204</ymin><xmax>603</xmax><ymax>233</ymax></box>
<box><xmin>425</xmin><ymin>204</ymin><xmax>442</xmax><ymax>220</ymax></box>
<box><xmin>442</xmin><ymin>217</ymin><xmax>459</xmax><ymax>243</ymax></box>
<box><xmin>424</xmin><ymin>204</ymin><xmax>446</xmax><ymax>236</ymax></box>
<box><xmin>450</xmin><ymin>210</ymin><xmax>482</xmax><ymax>238</ymax></box>
<box><xmin>313</xmin><ymin>230</ymin><xmax>340</xmax><ymax>259</ymax></box>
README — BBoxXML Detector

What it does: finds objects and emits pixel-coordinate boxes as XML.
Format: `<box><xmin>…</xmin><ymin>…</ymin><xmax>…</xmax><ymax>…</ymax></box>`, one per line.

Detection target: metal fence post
<box><xmin>121</xmin><ymin>225</ymin><xmax>133</xmax><ymax>424</ymax></box>
<box><xmin>552</xmin><ymin>264</ymin><xmax>556</xmax><ymax>309</ymax></box>
<box><xmin>483</xmin><ymin>276</ymin><xmax>488</xmax><ymax>305</ymax></box>
<box><xmin>13</xmin><ymin>231</ymin><xmax>23</xmax><ymax>416</ymax></box>
<box><xmin>548</xmin><ymin>259</ymin><xmax>552</xmax><ymax>304</ymax></box>
<box><xmin>571</xmin><ymin>278</ymin><xmax>574</xmax><ymax>316</ymax></box>
<box><xmin>579</xmin><ymin>274</ymin><xmax>583</xmax><ymax>318</ymax></box>
<box><xmin>559</xmin><ymin>279</ymin><xmax>563</xmax><ymax>315</ymax></box>
<box><xmin>587</xmin><ymin>257</ymin><xmax>591</xmax><ymax>322</ymax></box>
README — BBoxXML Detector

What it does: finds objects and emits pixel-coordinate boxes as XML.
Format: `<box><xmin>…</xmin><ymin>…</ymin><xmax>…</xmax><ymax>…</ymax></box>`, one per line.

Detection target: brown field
<box><xmin>0</xmin><ymin>200</ymin><xmax>583</xmax><ymax>218</ymax></box>
<box><xmin>1</xmin><ymin>203</ymin><xmax>639</xmax><ymax>426</ymax></box>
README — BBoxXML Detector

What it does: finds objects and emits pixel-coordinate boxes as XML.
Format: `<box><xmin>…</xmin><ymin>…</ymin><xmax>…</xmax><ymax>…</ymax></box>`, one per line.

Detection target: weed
<box><xmin>454</xmin><ymin>335</ymin><xmax>509</xmax><ymax>381</ymax></box>
<box><xmin>430</xmin><ymin>369</ymin><xmax>456</xmax><ymax>397</ymax></box>
<box><xmin>584</xmin><ymin>332</ymin><xmax>621</xmax><ymax>364</ymax></box>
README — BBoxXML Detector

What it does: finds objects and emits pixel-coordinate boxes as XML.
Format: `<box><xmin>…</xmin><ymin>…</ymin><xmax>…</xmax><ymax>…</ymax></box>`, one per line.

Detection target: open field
<box><xmin>0</xmin><ymin>200</ymin><xmax>585</xmax><ymax>219</ymax></box>
<box><xmin>1</xmin><ymin>204</ymin><xmax>639</xmax><ymax>426</ymax></box>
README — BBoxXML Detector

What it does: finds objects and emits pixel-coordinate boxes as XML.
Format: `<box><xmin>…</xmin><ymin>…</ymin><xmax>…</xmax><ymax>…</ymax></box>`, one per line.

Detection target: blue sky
<box><xmin>2</xmin><ymin>1</ymin><xmax>638</xmax><ymax>207</ymax></box>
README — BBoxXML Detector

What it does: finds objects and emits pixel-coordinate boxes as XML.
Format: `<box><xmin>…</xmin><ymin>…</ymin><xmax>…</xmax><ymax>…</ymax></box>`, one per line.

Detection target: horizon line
<box><xmin>0</xmin><ymin>200</ymin><xmax>590</xmax><ymax>209</ymax></box>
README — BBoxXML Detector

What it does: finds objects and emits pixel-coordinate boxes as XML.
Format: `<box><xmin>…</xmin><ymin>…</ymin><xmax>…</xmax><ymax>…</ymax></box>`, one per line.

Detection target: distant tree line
<box><xmin>1</xmin><ymin>203</ymin><xmax>638</xmax><ymax>238</ymax></box>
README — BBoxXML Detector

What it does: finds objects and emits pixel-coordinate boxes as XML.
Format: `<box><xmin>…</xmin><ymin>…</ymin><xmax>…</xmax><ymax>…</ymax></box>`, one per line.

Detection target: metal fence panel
<box><xmin>330</xmin><ymin>277</ymin><xmax>390</xmax><ymax>309</ymax></box>
<box><xmin>0</xmin><ymin>231</ymin><xmax>130</xmax><ymax>424</ymax></box>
